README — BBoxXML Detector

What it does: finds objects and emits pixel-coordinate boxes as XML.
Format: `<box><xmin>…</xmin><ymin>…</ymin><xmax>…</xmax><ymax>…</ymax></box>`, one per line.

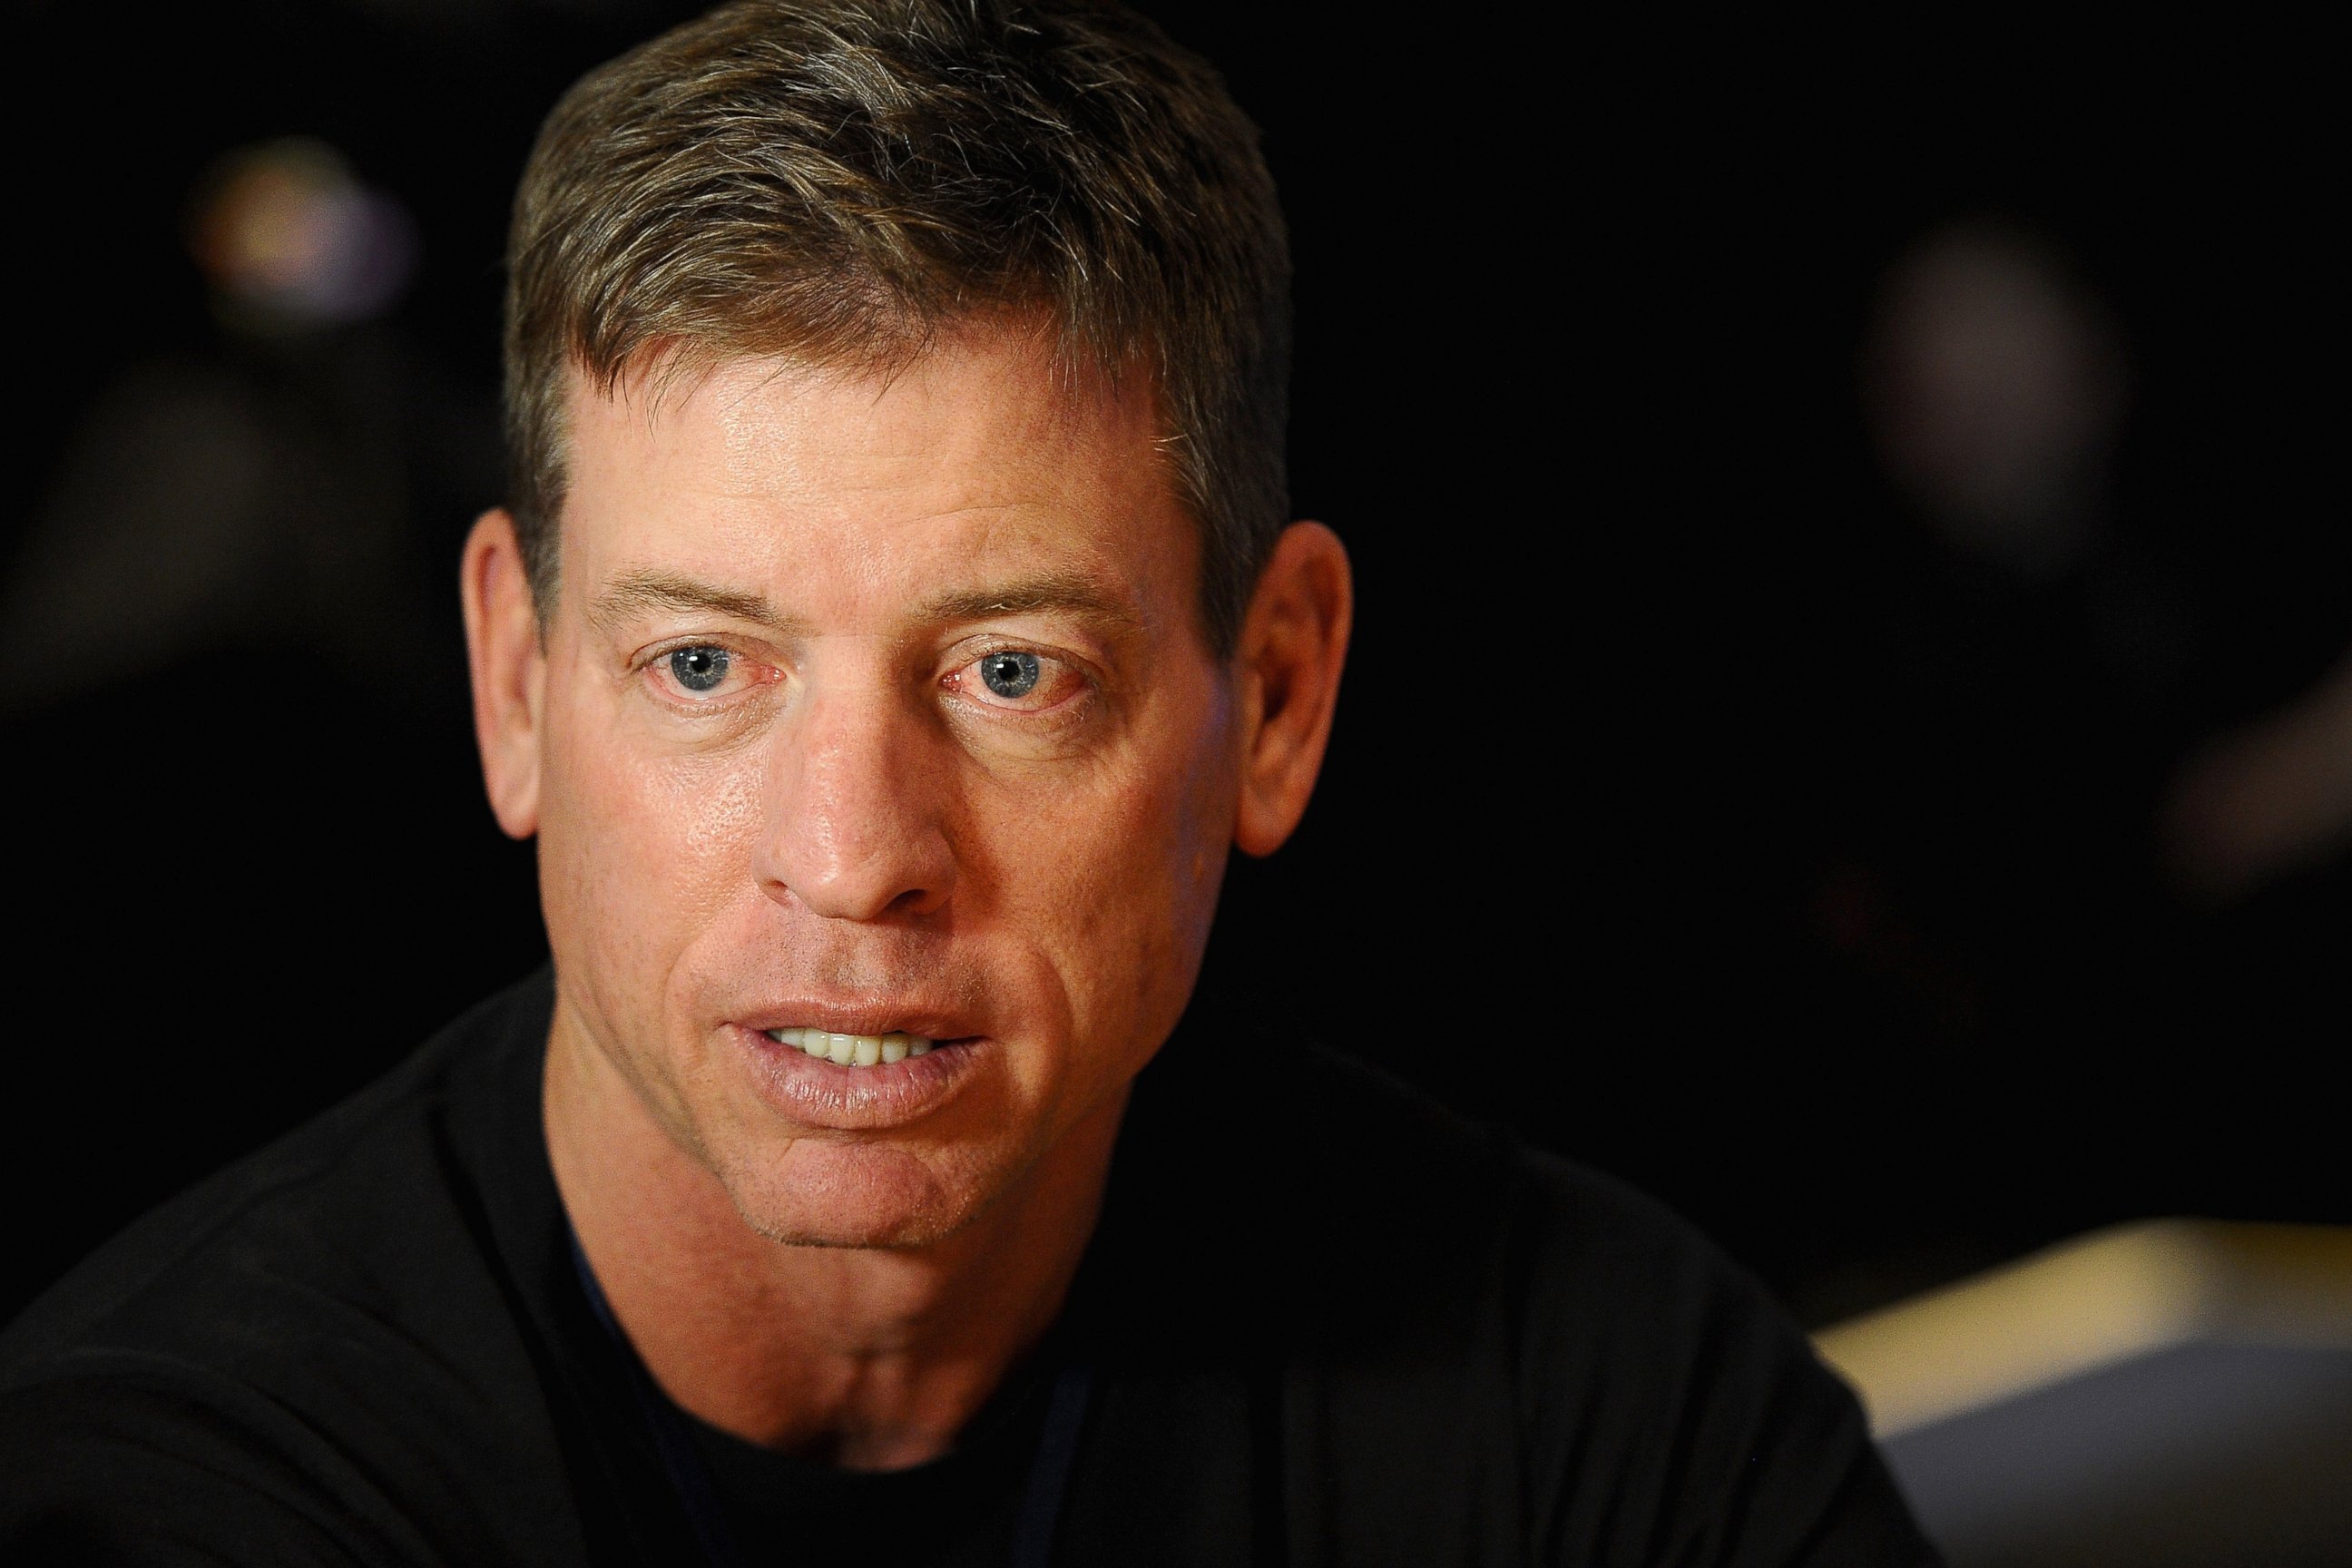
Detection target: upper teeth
<box><xmin>764</xmin><ymin>1026</ymin><xmax>933</xmax><ymax>1067</ymax></box>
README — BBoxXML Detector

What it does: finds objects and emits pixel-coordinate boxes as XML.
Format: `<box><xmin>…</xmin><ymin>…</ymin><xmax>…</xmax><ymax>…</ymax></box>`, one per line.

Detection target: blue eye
<box><xmin>979</xmin><ymin>651</ymin><xmax>1041</xmax><ymax>700</ymax></box>
<box><xmin>668</xmin><ymin>646</ymin><xmax>730</xmax><ymax>693</ymax></box>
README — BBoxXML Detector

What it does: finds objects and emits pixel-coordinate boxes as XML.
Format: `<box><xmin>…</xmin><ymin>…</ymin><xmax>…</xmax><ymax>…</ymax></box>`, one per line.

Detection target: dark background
<box><xmin>5</xmin><ymin>2</ymin><xmax>2345</xmax><ymax>1330</ymax></box>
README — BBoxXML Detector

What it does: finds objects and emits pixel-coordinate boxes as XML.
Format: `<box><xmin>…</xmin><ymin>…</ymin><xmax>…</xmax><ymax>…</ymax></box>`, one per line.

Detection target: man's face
<box><xmin>529</xmin><ymin>333</ymin><xmax>1240</xmax><ymax>1248</ymax></box>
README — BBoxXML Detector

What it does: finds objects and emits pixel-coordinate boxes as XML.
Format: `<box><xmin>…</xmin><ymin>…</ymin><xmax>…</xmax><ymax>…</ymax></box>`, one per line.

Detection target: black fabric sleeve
<box><xmin>1511</xmin><ymin>1155</ymin><xmax>1942</xmax><ymax>1567</ymax></box>
<box><xmin>0</xmin><ymin>1357</ymin><xmax>438</xmax><ymax>1568</ymax></box>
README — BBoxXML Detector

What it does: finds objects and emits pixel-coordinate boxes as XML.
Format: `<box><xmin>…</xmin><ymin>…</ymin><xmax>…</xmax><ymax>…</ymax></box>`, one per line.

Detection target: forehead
<box><xmin>555</xmin><ymin>336</ymin><xmax>1194</xmax><ymax>624</ymax></box>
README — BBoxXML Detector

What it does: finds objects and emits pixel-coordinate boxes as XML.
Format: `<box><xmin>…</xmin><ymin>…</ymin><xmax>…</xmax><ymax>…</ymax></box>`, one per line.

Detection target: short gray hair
<box><xmin>504</xmin><ymin>0</ymin><xmax>1292</xmax><ymax>652</ymax></box>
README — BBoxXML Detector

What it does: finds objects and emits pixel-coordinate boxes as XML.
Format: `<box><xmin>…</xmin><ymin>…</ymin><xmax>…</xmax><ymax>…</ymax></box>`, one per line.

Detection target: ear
<box><xmin>1232</xmin><ymin>521</ymin><xmax>1353</xmax><ymax>858</ymax></box>
<box><xmin>461</xmin><ymin>508</ymin><xmax>545</xmax><ymax>839</ymax></box>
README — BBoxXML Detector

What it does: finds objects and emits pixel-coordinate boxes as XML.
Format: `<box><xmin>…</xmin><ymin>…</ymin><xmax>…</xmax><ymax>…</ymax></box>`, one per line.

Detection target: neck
<box><xmin>544</xmin><ymin>1014</ymin><xmax>1122</xmax><ymax>1471</ymax></box>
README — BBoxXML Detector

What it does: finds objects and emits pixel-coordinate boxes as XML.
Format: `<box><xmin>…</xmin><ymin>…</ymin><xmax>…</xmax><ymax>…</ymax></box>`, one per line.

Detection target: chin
<box><xmin>718</xmin><ymin>1140</ymin><xmax>994</xmax><ymax>1251</ymax></box>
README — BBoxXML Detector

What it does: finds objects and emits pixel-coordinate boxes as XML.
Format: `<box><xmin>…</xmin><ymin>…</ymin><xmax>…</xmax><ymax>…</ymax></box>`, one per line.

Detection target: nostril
<box><xmin>760</xmin><ymin>836</ymin><xmax>956</xmax><ymax>923</ymax></box>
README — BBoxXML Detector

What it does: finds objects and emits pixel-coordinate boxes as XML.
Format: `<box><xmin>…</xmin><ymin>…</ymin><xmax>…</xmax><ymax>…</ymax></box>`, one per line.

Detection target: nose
<box><xmin>756</xmin><ymin>686</ymin><xmax>956</xmax><ymax>922</ymax></box>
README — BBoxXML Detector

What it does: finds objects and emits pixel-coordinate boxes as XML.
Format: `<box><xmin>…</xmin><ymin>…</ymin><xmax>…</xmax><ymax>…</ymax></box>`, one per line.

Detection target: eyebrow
<box><xmin>585</xmin><ymin>565</ymin><xmax>1141</xmax><ymax>639</ymax></box>
<box><xmin>916</xmin><ymin>570</ymin><xmax>1141</xmax><ymax>632</ymax></box>
<box><xmin>586</xmin><ymin>569</ymin><xmax>808</xmax><ymax>639</ymax></box>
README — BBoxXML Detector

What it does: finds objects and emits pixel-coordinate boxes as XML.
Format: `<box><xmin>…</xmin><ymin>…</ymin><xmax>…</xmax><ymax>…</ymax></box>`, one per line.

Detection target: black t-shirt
<box><xmin>681</xmin><ymin>1396</ymin><xmax>1034</xmax><ymax>1566</ymax></box>
<box><xmin>0</xmin><ymin>974</ymin><xmax>1939</xmax><ymax>1565</ymax></box>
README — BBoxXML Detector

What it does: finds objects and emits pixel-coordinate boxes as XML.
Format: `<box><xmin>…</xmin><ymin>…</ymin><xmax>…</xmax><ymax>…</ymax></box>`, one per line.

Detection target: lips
<box><xmin>728</xmin><ymin>1018</ymin><xmax>985</xmax><ymax>1130</ymax></box>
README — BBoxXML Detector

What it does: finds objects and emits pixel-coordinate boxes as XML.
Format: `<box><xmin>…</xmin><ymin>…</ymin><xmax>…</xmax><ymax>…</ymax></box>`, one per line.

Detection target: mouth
<box><xmin>761</xmin><ymin>1026</ymin><xmax>942</xmax><ymax>1068</ymax></box>
<box><xmin>732</xmin><ymin>1018</ymin><xmax>983</xmax><ymax>1129</ymax></box>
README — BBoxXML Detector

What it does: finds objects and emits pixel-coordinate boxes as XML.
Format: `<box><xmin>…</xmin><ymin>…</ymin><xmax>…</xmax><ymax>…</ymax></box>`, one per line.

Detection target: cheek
<box><xmin>1005</xmin><ymin>683</ymin><xmax>1236</xmax><ymax>1034</ymax></box>
<box><xmin>669</xmin><ymin>754</ymin><xmax>766</xmax><ymax>887</ymax></box>
<box><xmin>539</xmin><ymin>699</ymin><xmax>768</xmax><ymax>992</ymax></box>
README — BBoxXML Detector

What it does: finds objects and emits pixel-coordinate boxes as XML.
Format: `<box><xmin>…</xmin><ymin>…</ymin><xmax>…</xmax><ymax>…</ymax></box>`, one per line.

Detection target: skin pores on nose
<box><xmin>531</xmin><ymin>334</ymin><xmax>1243</xmax><ymax>1247</ymax></box>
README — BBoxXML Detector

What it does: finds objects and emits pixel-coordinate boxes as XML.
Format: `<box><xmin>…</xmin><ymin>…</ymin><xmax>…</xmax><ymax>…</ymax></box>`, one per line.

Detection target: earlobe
<box><xmin>1233</xmin><ymin>521</ymin><xmax>1353</xmax><ymax>858</ymax></box>
<box><xmin>460</xmin><ymin>509</ymin><xmax>546</xmax><ymax>840</ymax></box>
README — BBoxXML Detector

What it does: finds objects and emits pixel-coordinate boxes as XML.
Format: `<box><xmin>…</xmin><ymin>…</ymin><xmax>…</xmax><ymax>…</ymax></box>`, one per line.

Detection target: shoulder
<box><xmin>1270</xmin><ymin>1036</ymin><xmax>1746</xmax><ymax>1331</ymax></box>
<box><xmin>1256</xmin><ymin>1041</ymin><xmax>1940</xmax><ymax>1567</ymax></box>
<box><xmin>0</xmin><ymin>975</ymin><xmax>582</xmax><ymax>1567</ymax></box>
<box><xmin>3</xmin><ymin>976</ymin><xmax>544</xmax><ymax>1374</ymax></box>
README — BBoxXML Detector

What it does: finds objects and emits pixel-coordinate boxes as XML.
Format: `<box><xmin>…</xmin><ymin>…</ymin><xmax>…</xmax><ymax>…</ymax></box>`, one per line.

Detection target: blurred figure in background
<box><xmin>1800</xmin><ymin>217</ymin><xmax>2178</xmax><ymax>1066</ymax></box>
<box><xmin>1864</xmin><ymin>220</ymin><xmax>2127</xmax><ymax>586</ymax></box>
<box><xmin>1753</xmin><ymin>162</ymin><xmax>2352</xmax><ymax>1325</ymax></box>
<box><xmin>2</xmin><ymin>139</ymin><xmax>429</xmax><ymax>712</ymax></box>
<box><xmin>0</xmin><ymin>0</ymin><xmax>704</xmax><ymax>1323</ymax></box>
